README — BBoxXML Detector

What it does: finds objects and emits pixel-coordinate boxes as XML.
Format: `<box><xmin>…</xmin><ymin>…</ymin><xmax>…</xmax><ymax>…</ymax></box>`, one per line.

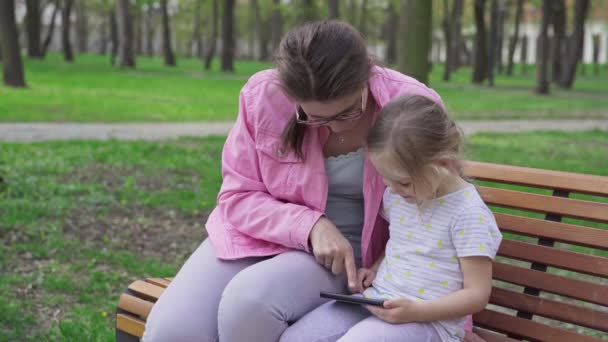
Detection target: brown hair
<box><xmin>366</xmin><ymin>95</ymin><xmax>464</xmax><ymax>196</ymax></box>
<box><xmin>274</xmin><ymin>20</ymin><xmax>372</xmax><ymax>159</ymax></box>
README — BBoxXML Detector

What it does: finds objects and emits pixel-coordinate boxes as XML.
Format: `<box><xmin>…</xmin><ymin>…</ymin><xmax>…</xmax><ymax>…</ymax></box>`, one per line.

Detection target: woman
<box><xmin>143</xmin><ymin>20</ymin><xmax>459</xmax><ymax>341</ymax></box>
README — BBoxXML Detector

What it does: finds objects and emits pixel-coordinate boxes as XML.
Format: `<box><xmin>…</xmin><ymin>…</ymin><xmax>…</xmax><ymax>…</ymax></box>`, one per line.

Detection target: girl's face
<box><xmin>370</xmin><ymin>152</ymin><xmax>441</xmax><ymax>204</ymax></box>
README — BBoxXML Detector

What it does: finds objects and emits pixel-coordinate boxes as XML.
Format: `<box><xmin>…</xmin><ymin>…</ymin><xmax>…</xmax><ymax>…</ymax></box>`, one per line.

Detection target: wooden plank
<box><xmin>472</xmin><ymin>327</ymin><xmax>519</xmax><ymax>342</ymax></box>
<box><xmin>493</xmin><ymin>262</ymin><xmax>608</xmax><ymax>306</ymax></box>
<box><xmin>495</xmin><ymin>213</ymin><xmax>608</xmax><ymax>250</ymax></box>
<box><xmin>464</xmin><ymin>161</ymin><xmax>608</xmax><ymax>197</ymax></box>
<box><xmin>489</xmin><ymin>287</ymin><xmax>608</xmax><ymax>332</ymax></box>
<box><xmin>477</xmin><ymin>186</ymin><xmax>608</xmax><ymax>223</ymax></box>
<box><xmin>116</xmin><ymin>313</ymin><xmax>145</xmax><ymax>338</ymax></box>
<box><xmin>128</xmin><ymin>280</ymin><xmax>165</xmax><ymax>301</ymax></box>
<box><xmin>473</xmin><ymin>309</ymin><xmax>602</xmax><ymax>342</ymax></box>
<box><xmin>146</xmin><ymin>278</ymin><xmax>171</xmax><ymax>288</ymax></box>
<box><xmin>498</xmin><ymin>239</ymin><xmax>608</xmax><ymax>277</ymax></box>
<box><xmin>118</xmin><ymin>293</ymin><xmax>154</xmax><ymax>320</ymax></box>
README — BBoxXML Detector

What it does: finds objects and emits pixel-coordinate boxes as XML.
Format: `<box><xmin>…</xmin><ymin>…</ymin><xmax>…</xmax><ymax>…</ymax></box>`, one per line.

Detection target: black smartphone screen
<box><xmin>320</xmin><ymin>291</ymin><xmax>385</xmax><ymax>307</ymax></box>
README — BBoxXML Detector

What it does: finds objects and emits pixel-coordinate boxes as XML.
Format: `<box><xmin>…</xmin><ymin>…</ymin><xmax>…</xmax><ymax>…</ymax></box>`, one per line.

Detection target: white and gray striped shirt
<box><xmin>363</xmin><ymin>184</ymin><xmax>502</xmax><ymax>341</ymax></box>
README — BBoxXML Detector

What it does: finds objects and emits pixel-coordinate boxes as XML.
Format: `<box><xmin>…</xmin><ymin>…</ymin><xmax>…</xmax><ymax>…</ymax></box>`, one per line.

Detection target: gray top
<box><xmin>324</xmin><ymin>149</ymin><xmax>365</xmax><ymax>263</ymax></box>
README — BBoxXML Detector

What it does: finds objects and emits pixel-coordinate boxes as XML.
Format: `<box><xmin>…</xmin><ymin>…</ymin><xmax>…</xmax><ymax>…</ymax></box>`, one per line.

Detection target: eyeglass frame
<box><xmin>294</xmin><ymin>86</ymin><xmax>368</xmax><ymax>127</ymax></box>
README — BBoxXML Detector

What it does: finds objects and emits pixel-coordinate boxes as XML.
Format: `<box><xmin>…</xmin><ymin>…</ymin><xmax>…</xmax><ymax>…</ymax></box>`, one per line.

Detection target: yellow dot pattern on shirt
<box><xmin>429</xmin><ymin>261</ymin><xmax>436</xmax><ymax>268</ymax></box>
<box><xmin>459</xmin><ymin>229</ymin><xmax>465</xmax><ymax>237</ymax></box>
<box><xmin>442</xmin><ymin>280</ymin><xmax>449</xmax><ymax>288</ymax></box>
<box><xmin>400</xmin><ymin>216</ymin><xmax>405</xmax><ymax>223</ymax></box>
<box><xmin>395</xmin><ymin>198</ymin><xmax>401</xmax><ymax>205</ymax></box>
<box><xmin>479</xmin><ymin>243</ymin><xmax>485</xmax><ymax>251</ymax></box>
<box><xmin>464</xmin><ymin>191</ymin><xmax>470</xmax><ymax>197</ymax></box>
<box><xmin>479</xmin><ymin>215</ymin><xmax>484</xmax><ymax>222</ymax></box>
<box><xmin>418</xmin><ymin>288</ymin><xmax>425</xmax><ymax>295</ymax></box>
<box><xmin>415</xmin><ymin>249</ymin><xmax>421</xmax><ymax>254</ymax></box>
<box><xmin>490</xmin><ymin>231</ymin><xmax>495</xmax><ymax>237</ymax></box>
<box><xmin>407</xmin><ymin>232</ymin><xmax>413</xmax><ymax>239</ymax></box>
<box><xmin>437</xmin><ymin>198</ymin><xmax>445</xmax><ymax>205</ymax></box>
<box><xmin>452</xmin><ymin>256</ymin><xmax>458</xmax><ymax>263</ymax></box>
<box><xmin>395</xmin><ymin>254</ymin><xmax>401</xmax><ymax>260</ymax></box>
<box><xmin>425</xmin><ymin>223</ymin><xmax>431</xmax><ymax>231</ymax></box>
<box><xmin>405</xmin><ymin>271</ymin><xmax>411</xmax><ymax>278</ymax></box>
<box><xmin>385</xmin><ymin>273</ymin><xmax>391</xmax><ymax>280</ymax></box>
<box><xmin>437</xmin><ymin>240</ymin><xmax>443</xmax><ymax>248</ymax></box>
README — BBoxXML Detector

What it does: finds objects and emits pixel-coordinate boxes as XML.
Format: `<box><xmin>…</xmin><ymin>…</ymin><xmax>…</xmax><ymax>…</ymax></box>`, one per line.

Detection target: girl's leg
<box><xmin>338</xmin><ymin>316</ymin><xmax>441</xmax><ymax>342</ymax></box>
<box><xmin>143</xmin><ymin>239</ymin><xmax>264</xmax><ymax>342</ymax></box>
<box><xmin>279</xmin><ymin>300</ymin><xmax>371</xmax><ymax>342</ymax></box>
<box><xmin>218</xmin><ymin>249</ymin><xmax>347</xmax><ymax>342</ymax></box>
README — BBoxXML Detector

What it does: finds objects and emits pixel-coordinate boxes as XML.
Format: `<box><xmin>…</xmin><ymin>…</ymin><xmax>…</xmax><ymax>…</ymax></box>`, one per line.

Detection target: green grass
<box><xmin>0</xmin><ymin>53</ymin><xmax>607</xmax><ymax>122</ymax></box>
<box><xmin>1</xmin><ymin>130</ymin><xmax>607</xmax><ymax>341</ymax></box>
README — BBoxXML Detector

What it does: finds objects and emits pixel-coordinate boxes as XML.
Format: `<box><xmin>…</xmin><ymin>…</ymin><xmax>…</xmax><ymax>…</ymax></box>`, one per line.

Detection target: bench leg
<box><xmin>116</xmin><ymin>287</ymin><xmax>143</xmax><ymax>342</ymax></box>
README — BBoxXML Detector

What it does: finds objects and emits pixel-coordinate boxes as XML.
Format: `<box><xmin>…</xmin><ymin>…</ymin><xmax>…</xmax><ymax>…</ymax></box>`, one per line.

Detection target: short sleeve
<box><xmin>450</xmin><ymin>206</ymin><xmax>502</xmax><ymax>259</ymax></box>
<box><xmin>380</xmin><ymin>187</ymin><xmax>392</xmax><ymax>222</ymax></box>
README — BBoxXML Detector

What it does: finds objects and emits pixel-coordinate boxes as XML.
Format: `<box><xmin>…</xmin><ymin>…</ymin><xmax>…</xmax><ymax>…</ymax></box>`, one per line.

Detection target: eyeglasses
<box><xmin>295</xmin><ymin>87</ymin><xmax>368</xmax><ymax>127</ymax></box>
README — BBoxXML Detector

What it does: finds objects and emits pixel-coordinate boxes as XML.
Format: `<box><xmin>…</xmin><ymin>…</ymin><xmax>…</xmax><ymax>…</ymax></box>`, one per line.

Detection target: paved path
<box><xmin>1</xmin><ymin>120</ymin><xmax>608</xmax><ymax>142</ymax></box>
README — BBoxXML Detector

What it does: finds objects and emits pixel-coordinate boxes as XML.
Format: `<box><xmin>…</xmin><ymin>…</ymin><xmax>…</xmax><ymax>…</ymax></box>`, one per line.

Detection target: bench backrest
<box><xmin>464</xmin><ymin>161</ymin><xmax>608</xmax><ymax>342</ymax></box>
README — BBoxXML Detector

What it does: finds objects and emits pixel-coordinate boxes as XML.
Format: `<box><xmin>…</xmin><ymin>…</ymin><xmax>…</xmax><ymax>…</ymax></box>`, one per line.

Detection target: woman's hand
<box><xmin>309</xmin><ymin>216</ymin><xmax>357</xmax><ymax>291</ymax></box>
<box><xmin>365</xmin><ymin>298</ymin><xmax>420</xmax><ymax>324</ymax></box>
<box><xmin>355</xmin><ymin>268</ymin><xmax>377</xmax><ymax>293</ymax></box>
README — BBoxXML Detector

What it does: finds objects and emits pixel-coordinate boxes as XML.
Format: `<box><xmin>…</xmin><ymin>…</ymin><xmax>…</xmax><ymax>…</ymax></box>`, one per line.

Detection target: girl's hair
<box><xmin>274</xmin><ymin>20</ymin><xmax>373</xmax><ymax>159</ymax></box>
<box><xmin>366</xmin><ymin>95</ymin><xmax>465</xmax><ymax>196</ymax></box>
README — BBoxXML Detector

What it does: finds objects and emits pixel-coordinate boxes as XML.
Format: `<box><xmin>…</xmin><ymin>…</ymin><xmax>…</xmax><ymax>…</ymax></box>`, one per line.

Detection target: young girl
<box><xmin>350</xmin><ymin>94</ymin><xmax>503</xmax><ymax>341</ymax></box>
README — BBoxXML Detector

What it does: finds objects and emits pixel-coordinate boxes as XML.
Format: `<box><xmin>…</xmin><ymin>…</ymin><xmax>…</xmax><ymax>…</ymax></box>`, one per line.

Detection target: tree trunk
<box><xmin>25</xmin><ymin>0</ymin><xmax>43</xmax><ymax>58</ymax></box>
<box><xmin>329</xmin><ymin>0</ymin><xmax>339</xmax><ymax>19</ymax></box>
<box><xmin>75</xmin><ymin>0</ymin><xmax>87</xmax><ymax>53</ymax></box>
<box><xmin>487</xmin><ymin>0</ymin><xmax>499</xmax><ymax>86</ymax></box>
<box><xmin>145</xmin><ymin>5</ymin><xmax>154</xmax><ymax>56</ymax></box>
<box><xmin>116</xmin><ymin>0</ymin><xmax>135</xmax><ymax>67</ymax></box>
<box><xmin>270</xmin><ymin>0</ymin><xmax>282</xmax><ymax>52</ymax></box>
<box><xmin>221</xmin><ymin>0</ymin><xmax>235</xmax><ymax>72</ymax></box>
<box><xmin>472</xmin><ymin>0</ymin><xmax>487</xmax><ymax>83</ymax></box>
<box><xmin>359</xmin><ymin>0</ymin><xmax>368</xmax><ymax>38</ymax></box>
<box><xmin>398</xmin><ymin>0</ymin><xmax>432</xmax><ymax>85</ymax></box>
<box><xmin>536</xmin><ymin>0</ymin><xmax>550</xmax><ymax>95</ymax></box>
<box><xmin>298</xmin><ymin>0</ymin><xmax>315</xmax><ymax>24</ymax></box>
<box><xmin>160</xmin><ymin>0</ymin><xmax>175</xmax><ymax>66</ymax></box>
<box><xmin>506</xmin><ymin>0</ymin><xmax>523</xmax><ymax>76</ymax></box>
<box><xmin>520</xmin><ymin>34</ymin><xmax>528</xmax><ymax>75</ymax></box>
<box><xmin>496</xmin><ymin>0</ymin><xmax>506</xmax><ymax>74</ymax></box>
<box><xmin>559</xmin><ymin>0</ymin><xmax>588</xmax><ymax>88</ymax></box>
<box><xmin>194</xmin><ymin>0</ymin><xmax>203</xmax><ymax>58</ymax></box>
<box><xmin>442</xmin><ymin>0</ymin><xmax>452</xmax><ymax>81</ymax></box>
<box><xmin>204</xmin><ymin>0</ymin><xmax>218</xmax><ymax>70</ymax></box>
<box><xmin>135</xmin><ymin>5</ymin><xmax>142</xmax><ymax>56</ymax></box>
<box><xmin>255</xmin><ymin>0</ymin><xmax>269</xmax><ymax>61</ymax></box>
<box><xmin>550</xmin><ymin>0</ymin><xmax>565</xmax><ymax>83</ymax></box>
<box><xmin>385</xmin><ymin>2</ymin><xmax>398</xmax><ymax>65</ymax></box>
<box><xmin>450</xmin><ymin>0</ymin><xmax>464</xmax><ymax>71</ymax></box>
<box><xmin>0</xmin><ymin>0</ymin><xmax>27</xmax><ymax>87</ymax></box>
<box><xmin>98</xmin><ymin>15</ymin><xmax>107</xmax><ymax>55</ymax></box>
<box><xmin>110</xmin><ymin>9</ymin><xmax>118</xmax><ymax>65</ymax></box>
<box><xmin>41</xmin><ymin>0</ymin><xmax>59</xmax><ymax>57</ymax></box>
<box><xmin>62</xmin><ymin>0</ymin><xmax>74</xmax><ymax>62</ymax></box>
<box><xmin>248</xmin><ymin>0</ymin><xmax>257</xmax><ymax>59</ymax></box>
<box><xmin>592</xmin><ymin>34</ymin><xmax>599</xmax><ymax>76</ymax></box>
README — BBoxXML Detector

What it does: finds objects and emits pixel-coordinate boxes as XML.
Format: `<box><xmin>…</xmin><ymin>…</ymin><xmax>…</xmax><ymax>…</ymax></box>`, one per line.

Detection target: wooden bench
<box><xmin>116</xmin><ymin>161</ymin><xmax>608</xmax><ymax>341</ymax></box>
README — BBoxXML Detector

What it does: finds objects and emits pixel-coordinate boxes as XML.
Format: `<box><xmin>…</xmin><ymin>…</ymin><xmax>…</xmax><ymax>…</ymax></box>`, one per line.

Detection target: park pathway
<box><xmin>1</xmin><ymin>119</ymin><xmax>608</xmax><ymax>142</ymax></box>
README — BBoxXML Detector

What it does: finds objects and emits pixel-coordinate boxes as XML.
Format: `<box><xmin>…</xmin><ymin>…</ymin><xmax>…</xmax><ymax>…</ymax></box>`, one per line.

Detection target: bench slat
<box><xmin>495</xmin><ymin>213</ymin><xmax>608</xmax><ymax>250</ymax></box>
<box><xmin>118</xmin><ymin>293</ymin><xmax>154</xmax><ymax>320</ymax></box>
<box><xmin>473</xmin><ymin>309</ymin><xmax>603</xmax><ymax>342</ymax></box>
<box><xmin>493</xmin><ymin>262</ymin><xmax>608</xmax><ymax>306</ymax></box>
<box><xmin>489</xmin><ymin>287</ymin><xmax>608</xmax><ymax>332</ymax></box>
<box><xmin>472</xmin><ymin>327</ymin><xmax>520</xmax><ymax>342</ymax></box>
<box><xmin>477</xmin><ymin>186</ymin><xmax>608</xmax><ymax>223</ymax></box>
<box><xmin>146</xmin><ymin>278</ymin><xmax>171</xmax><ymax>288</ymax></box>
<box><xmin>498</xmin><ymin>239</ymin><xmax>608</xmax><ymax>277</ymax></box>
<box><xmin>128</xmin><ymin>280</ymin><xmax>165</xmax><ymax>301</ymax></box>
<box><xmin>116</xmin><ymin>313</ymin><xmax>145</xmax><ymax>338</ymax></box>
<box><xmin>464</xmin><ymin>161</ymin><xmax>608</xmax><ymax>197</ymax></box>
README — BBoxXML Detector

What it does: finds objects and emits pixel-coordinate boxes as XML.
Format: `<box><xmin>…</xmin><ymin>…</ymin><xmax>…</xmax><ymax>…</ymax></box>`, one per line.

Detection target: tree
<box><xmin>98</xmin><ymin>14</ymin><xmax>108</xmax><ymax>55</ymax></box>
<box><xmin>192</xmin><ymin>0</ymin><xmax>203</xmax><ymax>58</ymax></box>
<box><xmin>559</xmin><ymin>0</ymin><xmax>589</xmax><ymax>89</ymax></box>
<box><xmin>592</xmin><ymin>34</ymin><xmax>600</xmax><ymax>76</ymax></box>
<box><xmin>384</xmin><ymin>1</ymin><xmax>398</xmax><ymax>65</ymax></box>
<box><xmin>145</xmin><ymin>4</ymin><xmax>154</xmax><ymax>56</ymax></box>
<box><xmin>110</xmin><ymin>9</ymin><xmax>118</xmax><ymax>65</ymax></box>
<box><xmin>536</xmin><ymin>0</ymin><xmax>550</xmax><ymax>95</ymax></box>
<box><xmin>76</xmin><ymin>0</ymin><xmax>88</xmax><ymax>53</ymax></box>
<box><xmin>25</xmin><ymin>0</ymin><xmax>43</xmax><ymax>58</ymax></box>
<box><xmin>62</xmin><ymin>0</ymin><xmax>75</xmax><ymax>62</ymax></box>
<box><xmin>270</xmin><ymin>0</ymin><xmax>282</xmax><ymax>53</ymax></box>
<box><xmin>472</xmin><ymin>0</ymin><xmax>488</xmax><ymax>84</ymax></box>
<box><xmin>328</xmin><ymin>0</ymin><xmax>339</xmax><ymax>19</ymax></box>
<box><xmin>221</xmin><ymin>0</ymin><xmax>235</xmax><ymax>72</ymax></box>
<box><xmin>298</xmin><ymin>0</ymin><xmax>316</xmax><ymax>24</ymax></box>
<box><xmin>41</xmin><ymin>0</ymin><xmax>60</xmax><ymax>57</ymax></box>
<box><xmin>443</xmin><ymin>0</ymin><xmax>464</xmax><ymax>81</ymax></box>
<box><xmin>116</xmin><ymin>0</ymin><xmax>136</xmax><ymax>67</ymax></box>
<box><xmin>160</xmin><ymin>0</ymin><xmax>175</xmax><ymax>66</ymax></box>
<box><xmin>134</xmin><ymin>4</ymin><xmax>142</xmax><ymax>56</ymax></box>
<box><xmin>487</xmin><ymin>0</ymin><xmax>500</xmax><ymax>86</ymax></box>
<box><xmin>506</xmin><ymin>0</ymin><xmax>524</xmax><ymax>76</ymax></box>
<box><xmin>398</xmin><ymin>0</ymin><xmax>432</xmax><ymax>85</ymax></box>
<box><xmin>520</xmin><ymin>34</ymin><xmax>528</xmax><ymax>75</ymax></box>
<box><xmin>204</xmin><ymin>0</ymin><xmax>218</xmax><ymax>70</ymax></box>
<box><xmin>359</xmin><ymin>0</ymin><xmax>369</xmax><ymax>37</ymax></box>
<box><xmin>0</xmin><ymin>0</ymin><xmax>27</xmax><ymax>87</ymax></box>
<box><xmin>550</xmin><ymin>0</ymin><xmax>566</xmax><ymax>83</ymax></box>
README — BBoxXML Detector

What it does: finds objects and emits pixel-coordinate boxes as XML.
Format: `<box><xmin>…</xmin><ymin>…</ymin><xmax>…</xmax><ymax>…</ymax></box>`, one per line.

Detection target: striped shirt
<box><xmin>363</xmin><ymin>184</ymin><xmax>502</xmax><ymax>341</ymax></box>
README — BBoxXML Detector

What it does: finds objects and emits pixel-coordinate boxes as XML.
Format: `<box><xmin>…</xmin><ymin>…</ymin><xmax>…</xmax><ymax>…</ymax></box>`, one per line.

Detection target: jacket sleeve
<box><xmin>215</xmin><ymin>88</ymin><xmax>323</xmax><ymax>252</ymax></box>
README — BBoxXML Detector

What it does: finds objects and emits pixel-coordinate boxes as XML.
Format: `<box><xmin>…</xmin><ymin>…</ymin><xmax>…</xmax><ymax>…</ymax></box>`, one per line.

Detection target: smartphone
<box><xmin>320</xmin><ymin>291</ymin><xmax>385</xmax><ymax>307</ymax></box>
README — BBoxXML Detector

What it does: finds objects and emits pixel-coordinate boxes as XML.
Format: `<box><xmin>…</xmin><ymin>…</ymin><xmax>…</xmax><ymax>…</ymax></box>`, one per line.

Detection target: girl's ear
<box><xmin>434</xmin><ymin>157</ymin><xmax>453</xmax><ymax>170</ymax></box>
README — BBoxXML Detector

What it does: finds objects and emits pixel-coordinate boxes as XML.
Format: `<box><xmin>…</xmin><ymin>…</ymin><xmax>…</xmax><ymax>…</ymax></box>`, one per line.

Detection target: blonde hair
<box><xmin>366</xmin><ymin>95</ymin><xmax>464</xmax><ymax>197</ymax></box>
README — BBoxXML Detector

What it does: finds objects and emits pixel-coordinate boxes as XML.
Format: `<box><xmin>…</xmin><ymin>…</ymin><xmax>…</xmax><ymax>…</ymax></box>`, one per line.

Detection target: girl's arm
<box><xmin>366</xmin><ymin>256</ymin><xmax>492</xmax><ymax>323</ymax></box>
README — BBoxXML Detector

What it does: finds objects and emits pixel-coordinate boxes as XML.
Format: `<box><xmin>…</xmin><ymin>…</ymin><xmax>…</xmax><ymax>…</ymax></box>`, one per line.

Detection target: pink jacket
<box><xmin>205</xmin><ymin>66</ymin><xmax>443</xmax><ymax>268</ymax></box>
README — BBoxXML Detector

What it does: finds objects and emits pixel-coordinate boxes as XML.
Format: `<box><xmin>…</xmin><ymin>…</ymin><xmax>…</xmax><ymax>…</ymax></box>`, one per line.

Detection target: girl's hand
<box><xmin>309</xmin><ymin>217</ymin><xmax>357</xmax><ymax>291</ymax></box>
<box><xmin>355</xmin><ymin>268</ymin><xmax>377</xmax><ymax>293</ymax></box>
<box><xmin>365</xmin><ymin>298</ymin><xmax>421</xmax><ymax>324</ymax></box>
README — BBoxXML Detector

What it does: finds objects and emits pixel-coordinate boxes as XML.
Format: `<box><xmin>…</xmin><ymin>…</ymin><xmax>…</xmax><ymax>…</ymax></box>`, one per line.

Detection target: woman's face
<box><xmin>297</xmin><ymin>88</ymin><xmax>367</xmax><ymax>133</ymax></box>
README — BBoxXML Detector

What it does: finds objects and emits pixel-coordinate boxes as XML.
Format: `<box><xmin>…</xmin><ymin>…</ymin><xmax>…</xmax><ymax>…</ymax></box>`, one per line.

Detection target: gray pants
<box><xmin>143</xmin><ymin>239</ymin><xmax>347</xmax><ymax>342</ymax></box>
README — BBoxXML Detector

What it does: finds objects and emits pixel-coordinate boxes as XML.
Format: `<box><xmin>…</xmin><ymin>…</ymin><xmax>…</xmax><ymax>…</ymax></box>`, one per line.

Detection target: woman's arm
<box><xmin>366</xmin><ymin>256</ymin><xmax>492</xmax><ymax>323</ymax></box>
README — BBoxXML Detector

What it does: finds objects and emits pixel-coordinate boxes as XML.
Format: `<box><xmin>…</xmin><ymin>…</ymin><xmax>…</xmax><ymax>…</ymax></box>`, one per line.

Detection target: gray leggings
<box><xmin>143</xmin><ymin>239</ymin><xmax>347</xmax><ymax>342</ymax></box>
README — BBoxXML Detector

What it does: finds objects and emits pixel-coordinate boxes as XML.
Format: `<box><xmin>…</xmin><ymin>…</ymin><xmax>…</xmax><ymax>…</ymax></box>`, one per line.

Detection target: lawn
<box><xmin>0</xmin><ymin>53</ymin><xmax>607</xmax><ymax>122</ymax></box>
<box><xmin>1</xmin><ymin>130</ymin><xmax>607</xmax><ymax>341</ymax></box>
